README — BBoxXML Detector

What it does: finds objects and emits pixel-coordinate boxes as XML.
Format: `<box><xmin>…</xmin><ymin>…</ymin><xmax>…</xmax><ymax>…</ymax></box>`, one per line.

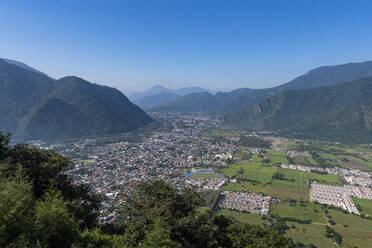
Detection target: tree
<box><xmin>0</xmin><ymin>131</ymin><xmax>10</xmax><ymax>161</ymax></box>
<box><xmin>143</xmin><ymin>219</ymin><xmax>181</xmax><ymax>248</ymax></box>
<box><xmin>0</xmin><ymin>172</ymin><xmax>34</xmax><ymax>247</ymax></box>
<box><xmin>34</xmin><ymin>190</ymin><xmax>80</xmax><ymax>248</ymax></box>
<box><xmin>1</xmin><ymin>143</ymin><xmax>101</xmax><ymax>228</ymax></box>
<box><xmin>118</xmin><ymin>180</ymin><xmax>299</xmax><ymax>248</ymax></box>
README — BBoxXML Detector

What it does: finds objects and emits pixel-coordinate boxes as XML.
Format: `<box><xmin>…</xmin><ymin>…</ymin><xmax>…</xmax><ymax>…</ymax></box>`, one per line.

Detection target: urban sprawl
<box><xmin>35</xmin><ymin>113</ymin><xmax>372</xmax><ymax>222</ymax></box>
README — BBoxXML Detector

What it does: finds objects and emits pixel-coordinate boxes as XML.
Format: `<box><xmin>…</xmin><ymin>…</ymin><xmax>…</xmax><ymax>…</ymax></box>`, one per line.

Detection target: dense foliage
<box><xmin>0</xmin><ymin>132</ymin><xmax>304</xmax><ymax>247</ymax></box>
<box><xmin>227</xmin><ymin>77</ymin><xmax>372</xmax><ymax>144</ymax></box>
<box><xmin>0</xmin><ymin>59</ymin><xmax>152</xmax><ymax>142</ymax></box>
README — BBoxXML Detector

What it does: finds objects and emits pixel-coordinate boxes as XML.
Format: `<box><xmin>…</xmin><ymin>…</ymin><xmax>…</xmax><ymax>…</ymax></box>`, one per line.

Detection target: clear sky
<box><xmin>1</xmin><ymin>0</ymin><xmax>372</xmax><ymax>93</ymax></box>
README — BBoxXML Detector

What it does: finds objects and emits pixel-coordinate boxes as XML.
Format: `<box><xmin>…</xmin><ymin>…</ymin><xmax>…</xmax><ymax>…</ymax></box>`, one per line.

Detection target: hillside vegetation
<box><xmin>226</xmin><ymin>77</ymin><xmax>372</xmax><ymax>143</ymax></box>
<box><xmin>0</xmin><ymin>59</ymin><xmax>152</xmax><ymax>141</ymax></box>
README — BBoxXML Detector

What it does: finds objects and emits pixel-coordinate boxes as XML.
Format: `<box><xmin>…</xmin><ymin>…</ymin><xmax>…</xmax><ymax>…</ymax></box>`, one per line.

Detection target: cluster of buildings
<box><xmin>185</xmin><ymin>177</ymin><xmax>226</xmax><ymax>191</ymax></box>
<box><xmin>286</xmin><ymin>150</ymin><xmax>311</xmax><ymax>158</ymax></box>
<box><xmin>185</xmin><ymin>169</ymin><xmax>226</xmax><ymax>190</ymax></box>
<box><xmin>310</xmin><ymin>183</ymin><xmax>372</xmax><ymax>214</ymax></box>
<box><xmin>218</xmin><ymin>191</ymin><xmax>271</xmax><ymax>215</ymax></box>
<box><xmin>57</xmin><ymin>113</ymin><xmax>238</xmax><ymax>216</ymax></box>
<box><xmin>281</xmin><ymin>163</ymin><xmax>372</xmax><ymax>188</ymax></box>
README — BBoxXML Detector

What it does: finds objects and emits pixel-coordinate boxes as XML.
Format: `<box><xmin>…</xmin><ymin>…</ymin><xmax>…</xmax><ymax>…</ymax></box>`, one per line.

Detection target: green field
<box><xmin>310</xmin><ymin>172</ymin><xmax>343</xmax><ymax>185</ymax></box>
<box><xmin>285</xmin><ymin>223</ymin><xmax>333</xmax><ymax>248</ymax></box>
<box><xmin>269</xmin><ymin>180</ymin><xmax>309</xmax><ymax>201</ymax></box>
<box><xmin>277</xmin><ymin>168</ymin><xmax>310</xmax><ymax>184</ymax></box>
<box><xmin>222</xmin><ymin>180</ymin><xmax>309</xmax><ymax>201</ymax></box>
<box><xmin>333</xmin><ymin>225</ymin><xmax>372</xmax><ymax>248</ymax></box>
<box><xmin>270</xmin><ymin>202</ymin><xmax>326</xmax><ymax>223</ymax></box>
<box><xmin>267</xmin><ymin>150</ymin><xmax>288</xmax><ymax>164</ymax></box>
<box><xmin>305</xmin><ymin>157</ymin><xmax>318</xmax><ymax>166</ymax></box>
<box><xmin>328</xmin><ymin>209</ymin><xmax>372</xmax><ymax>247</ymax></box>
<box><xmin>219</xmin><ymin>207</ymin><xmax>372</xmax><ymax>248</ymax></box>
<box><xmin>222</xmin><ymin>162</ymin><xmax>277</xmax><ymax>183</ymax></box>
<box><xmin>285</xmin><ymin>210</ymin><xmax>372</xmax><ymax>248</ymax></box>
<box><xmin>353</xmin><ymin>198</ymin><xmax>372</xmax><ymax>217</ymax></box>
<box><xmin>328</xmin><ymin>209</ymin><xmax>372</xmax><ymax>230</ymax></box>
<box><xmin>361</xmin><ymin>160</ymin><xmax>372</xmax><ymax>170</ymax></box>
<box><xmin>337</xmin><ymin>154</ymin><xmax>364</xmax><ymax>163</ymax></box>
<box><xmin>192</xmin><ymin>173</ymin><xmax>221</xmax><ymax>179</ymax></box>
<box><xmin>217</xmin><ymin>209</ymin><xmax>264</xmax><ymax>225</ymax></box>
<box><xmin>319</xmin><ymin>152</ymin><xmax>339</xmax><ymax>160</ymax></box>
<box><xmin>219</xmin><ymin>142</ymin><xmax>372</xmax><ymax>247</ymax></box>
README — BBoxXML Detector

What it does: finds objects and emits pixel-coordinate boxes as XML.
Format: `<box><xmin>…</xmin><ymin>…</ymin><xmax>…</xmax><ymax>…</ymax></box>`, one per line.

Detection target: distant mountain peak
<box><xmin>151</xmin><ymin>84</ymin><xmax>168</xmax><ymax>90</ymax></box>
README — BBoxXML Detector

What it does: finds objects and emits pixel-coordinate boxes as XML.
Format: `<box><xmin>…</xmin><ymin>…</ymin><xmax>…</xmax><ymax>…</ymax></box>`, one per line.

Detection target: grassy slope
<box><xmin>217</xmin><ymin>209</ymin><xmax>264</xmax><ymax>225</ymax></box>
<box><xmin>353</xmin><ymin>198</ymin><xmax>372</xmax><ymax>217</ymax></box>
<box><xmin>270</xmin><ymin>202</ymin><xmax>326</xmax><ymax>223</ymax></box>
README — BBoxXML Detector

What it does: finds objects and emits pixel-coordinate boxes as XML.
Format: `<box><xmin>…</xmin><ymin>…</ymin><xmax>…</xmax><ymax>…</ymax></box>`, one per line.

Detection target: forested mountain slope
<box><xmin>226</xmin><ymin>77</ymin><xmax>372</xmax><ymax>143</ymax></box>
<box><xmin>0</xmin><ymin>59</ymin><xmax>152</xmax><ymax>141</ymax></box>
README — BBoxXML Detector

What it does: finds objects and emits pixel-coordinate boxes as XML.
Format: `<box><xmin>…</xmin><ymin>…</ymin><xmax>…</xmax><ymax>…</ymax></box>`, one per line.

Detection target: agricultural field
<box><xmin>361</xmin><ymin>161</ymin><xmax>372</xmax><ymax>170</ymax></box>
<box><xmin>332</xmin><ymin>225</ymin><xmax>372</xmax><ymax>248</ymax></box>
<box><xmin>328</xmin><ymin>209</ymin><xmax>372</xmax><ymax>231</ymax></box>
<box><xmin>222</xmin><ymin>162</ymin><xmax>276</xmax><ymax>183</ymax></box>
<box><xmin>310</xmin><ymin>172</ymin><xmax>343</xmax><ymax>186</ymax></box>
<box><xmin>217</xmin><ymin>209</ymin><xmax>264</xmax><ymax>225</ymax></box>
<box><xmin>218</xmin><ymin>137</ymin><xmax>372</xmax><ymax>248</ymax></box>
<box><xmin>220</xmin><ymin>207</ymin><xmax>372</xmax><ymax>248</ymax></box>
<box><xmin>202</xmin><ymin>129</ymin><xmax>235</xmax><ymax>137</ymax></box>
<box><xmin>270</xmin><ymin>201</ymin><xmax>326</xmax><ymax>223</ymax></box>
<box><xmin>327</xmin><ymin>209</ymin><xmax>372</xmax><ymax>248</ymax></box>
<box><xmin>291</xmin><ymin>156</ymin><xmax>307</xmax><ymax>165</ymax></box>
<box><xmin>305</xmin><ymin>157</ymin><xmax>318</xmax><ymax>166</ymax></box>
<box><xmin>222</xmin><ymin>180</ymin><xmax>309</xmax><ymax>201</ymax></box>
<box><xmin>353</xmin><ymin>197</ymin><xmax>372</xmax><ymax>217</ymax></box>
<box><xmin>277</xmin><ymin>168</ymin><xmax>310</xmax><ymax>184</ymax></box>
<box><xmin>318</xmin><ymin>152</ymin><xmax>339</xmax><ymax>161</ymax></box>
<box><xmin>267</xmin><ymin>150</ymin><xmax>288</xmax><ymax>164</ymax></box>
<box><xmin>268</xmin><ymin>180</ymin><xmax>309</xmax><ymax>201</ymax></box>
<box><xmin>285</xmin><ymin>223</ymin><xmax>333</xmax><ymax>248</ymax></box>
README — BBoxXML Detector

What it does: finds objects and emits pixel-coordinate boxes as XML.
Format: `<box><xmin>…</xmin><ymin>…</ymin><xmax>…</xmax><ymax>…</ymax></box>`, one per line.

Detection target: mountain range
<box><xmin>130</xmin><ymin>85</ymin><xmax>215</xmax><ymax>109</ymax></box>
<box><xmin>149</xmin><ymin>61</ymin><xmax>372</xmax><ymax>114</ymax></box>
<box><xmin>0</xmin><ymin>58</ymin><xmax>152</xmax><ymax>142</ymax></box>
<box><xmin>226</xmin><ymin>77</ymin><xmax>372</xmax><ymax>143</ymax></box>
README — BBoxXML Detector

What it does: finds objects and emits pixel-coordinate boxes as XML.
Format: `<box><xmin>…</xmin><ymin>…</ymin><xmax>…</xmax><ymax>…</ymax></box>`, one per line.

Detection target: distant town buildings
<box><xmin>218</xmin><ymin>191</ymin><xmax>271</xmax><ymax>215</ymax></box>
<box><xmin>310</xmin><ymin>183</ymin><xmax>372</xmax><ymax>214</ymax></box>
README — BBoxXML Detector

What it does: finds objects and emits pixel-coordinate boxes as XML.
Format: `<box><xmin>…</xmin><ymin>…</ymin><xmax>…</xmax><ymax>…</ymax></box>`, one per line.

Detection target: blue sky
<box><xmin>1</xmin><ymin>0</ymin><xmax>372</xmax><ymax>93</ymax></box>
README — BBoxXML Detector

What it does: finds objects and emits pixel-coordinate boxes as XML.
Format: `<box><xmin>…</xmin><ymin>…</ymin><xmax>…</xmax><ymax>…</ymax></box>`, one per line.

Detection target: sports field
<box><xmin>192</xmin><ymin>173</ymin><xmax>221</xmax><ymax>179</ymax></box>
